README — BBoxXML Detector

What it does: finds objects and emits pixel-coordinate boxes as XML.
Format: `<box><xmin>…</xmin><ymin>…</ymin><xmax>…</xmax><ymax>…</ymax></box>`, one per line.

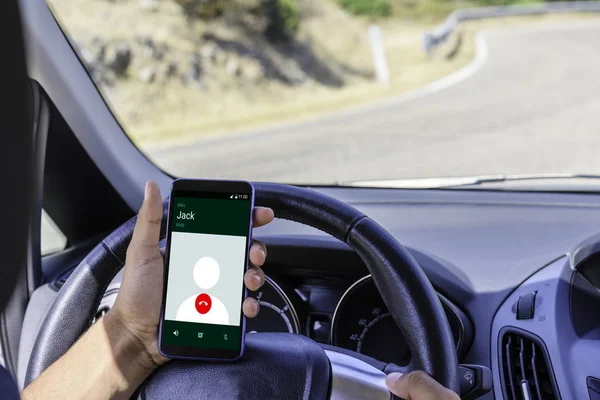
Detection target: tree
<box><xmin>263</xmin><ymin>0</ymin><xmax>299</xmax><ymax>43</ymax></box>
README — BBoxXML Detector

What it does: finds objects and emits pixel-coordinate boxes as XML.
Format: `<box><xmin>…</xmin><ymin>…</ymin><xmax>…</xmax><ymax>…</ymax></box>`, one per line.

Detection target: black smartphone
<box><xmin>158</xmin><ymin>179</ymin><xmax>254</xmax><ymax>361</ymax></box>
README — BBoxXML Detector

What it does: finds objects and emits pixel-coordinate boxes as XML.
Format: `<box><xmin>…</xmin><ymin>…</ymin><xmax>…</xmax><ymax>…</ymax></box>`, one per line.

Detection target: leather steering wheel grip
<box><xmin>25</xmin><ymin>182</ymin><xmax>459</xmax><ymax>395</ymax></box>
<box><xmin>348</xmin><ymin>218</ymin><xmax>459</xmax><ymax>389</ymax></box>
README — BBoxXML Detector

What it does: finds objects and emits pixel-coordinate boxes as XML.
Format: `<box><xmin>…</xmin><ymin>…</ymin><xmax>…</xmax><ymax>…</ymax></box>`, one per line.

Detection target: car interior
<box><xmin>3</xmin><ymin>0</ymin><xmax>600</xmax><ymax>399</ymax></box>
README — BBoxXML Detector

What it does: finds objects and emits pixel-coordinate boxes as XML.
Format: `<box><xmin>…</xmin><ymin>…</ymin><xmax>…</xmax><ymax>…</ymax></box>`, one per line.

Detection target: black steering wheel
<box><xmin>25</xmin><ymin>183</ymin><xmax>459</xmax><ymax>398</ymax></box>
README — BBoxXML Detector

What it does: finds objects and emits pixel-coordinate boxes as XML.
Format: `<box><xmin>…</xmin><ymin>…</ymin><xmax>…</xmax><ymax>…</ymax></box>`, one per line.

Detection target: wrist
<box><xmin>103</xmin><ymin>311</ymin><xmax>161</xmax><ymax>376</ymax></box>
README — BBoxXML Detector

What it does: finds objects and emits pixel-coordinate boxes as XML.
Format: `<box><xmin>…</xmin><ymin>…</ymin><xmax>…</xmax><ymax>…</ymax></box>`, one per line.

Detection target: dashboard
<box><xmin>19</xmin><ymin>186</ymin><xmax>600</xmax><ymax>399</ymax></box>
<box><xmin>95</xmin><ymin>269</ymin><xmax>471</xmax><ymax>369</ymax></box>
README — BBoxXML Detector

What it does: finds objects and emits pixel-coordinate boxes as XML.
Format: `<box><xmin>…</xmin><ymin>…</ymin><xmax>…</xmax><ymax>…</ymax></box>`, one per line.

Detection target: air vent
<box><xmin>499</xmin><ymin>330</ymin><xmax>559</xmax><ymax>400</ymax></box>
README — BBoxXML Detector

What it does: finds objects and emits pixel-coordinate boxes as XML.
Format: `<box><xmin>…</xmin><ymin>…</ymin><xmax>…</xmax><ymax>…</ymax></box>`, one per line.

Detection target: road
<box><xmin>148</xmin><ymin>20</ymin><xmax>600</xmax><ymax>184</ymax></box>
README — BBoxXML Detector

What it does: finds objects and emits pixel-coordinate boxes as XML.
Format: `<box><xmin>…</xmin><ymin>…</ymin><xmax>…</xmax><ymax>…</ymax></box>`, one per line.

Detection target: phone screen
<box><xmin>159</xmin><ymin>182</ymin><xmax>253</xmax><ymax>360</ymax></box>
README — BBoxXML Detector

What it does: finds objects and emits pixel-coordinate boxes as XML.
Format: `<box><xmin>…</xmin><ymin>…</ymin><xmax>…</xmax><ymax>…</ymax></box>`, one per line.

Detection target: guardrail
<box><xmin>424</xmin><ymin>1</ymin><xmax>600</xmax><ymax>55</ymax></box>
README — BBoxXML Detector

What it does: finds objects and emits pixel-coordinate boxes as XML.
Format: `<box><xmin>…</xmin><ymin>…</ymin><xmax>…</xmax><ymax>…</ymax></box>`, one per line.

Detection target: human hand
<box><xmin>107</xmin><ymin>181</ymin><xmax>274</xmax><ymax>372</ymax></box>
<box><xmin>386</xmin><ymin>371</ymin><xmax>460</xmax><ymax>400</ymax></box>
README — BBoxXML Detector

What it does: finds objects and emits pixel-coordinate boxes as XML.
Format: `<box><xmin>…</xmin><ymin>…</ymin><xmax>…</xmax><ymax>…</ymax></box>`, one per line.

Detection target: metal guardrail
<box><xmin>424</xmin><ymin>1</ymin><xmax>600</xmax><ymax>54</ymax></box>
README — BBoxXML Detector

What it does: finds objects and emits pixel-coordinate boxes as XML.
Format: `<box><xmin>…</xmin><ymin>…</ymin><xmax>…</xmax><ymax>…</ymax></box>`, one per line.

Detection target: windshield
<box><xmin>47</xmin><ymin>0</ymin><xmax>600</xmax><ymax>185</ymax></box>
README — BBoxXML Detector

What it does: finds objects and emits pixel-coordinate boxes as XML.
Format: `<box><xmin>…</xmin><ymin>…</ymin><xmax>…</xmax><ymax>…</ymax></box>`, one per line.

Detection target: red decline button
<box><xmin>195</xmin><ymin>293</ymin><xmax>212</xmax><ymax>314</ymax></box>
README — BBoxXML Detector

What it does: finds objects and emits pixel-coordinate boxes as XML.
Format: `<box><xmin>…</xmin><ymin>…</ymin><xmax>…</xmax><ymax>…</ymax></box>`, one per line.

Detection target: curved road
<box><xmin>148</xmin><ymin>20</ymin><xmax>600</xmax><ymax>184</ymax></box>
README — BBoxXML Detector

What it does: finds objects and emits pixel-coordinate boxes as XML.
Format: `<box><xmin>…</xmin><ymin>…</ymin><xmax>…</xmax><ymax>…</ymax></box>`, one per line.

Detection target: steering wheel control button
<box><xmin>459</xmin><ymin>366</ymin><xmax>476</xmax><ymax>395</ymax></box>
<box><xmin>173</xmin><ymin>330</ymin><xmax>179</xmax><ymax>337</ymax></box>
<box><xmin>516</xmin><ymin>291</ymin><xmax>537</xmax><ymax>320</ymax></box>
<box><xmin>197</xmin><ymin>332</ymin><xmax>204</xmax><ymax>339</ymax></box>
<box><xmin>195</xmin><ymin>293</ymin><xmax>212</xmax><ymax>314</ymax></box>
<box><xmin>458</xmin><ymin>364</ymin><xmax>492</xmax><ymax>400</ymax></box>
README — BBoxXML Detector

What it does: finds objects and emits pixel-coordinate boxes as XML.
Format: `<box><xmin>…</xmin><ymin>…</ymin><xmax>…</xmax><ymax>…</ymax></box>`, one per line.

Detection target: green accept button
<box><xmin>162</xmin><ymin>320</ymin><xmax>240</xmax><ymax>351</ymax></box>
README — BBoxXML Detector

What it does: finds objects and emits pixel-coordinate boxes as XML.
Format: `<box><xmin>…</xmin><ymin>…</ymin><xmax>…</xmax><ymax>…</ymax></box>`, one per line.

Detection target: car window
<box><xmin>41</xmin><ymin>210</ymin><xmax>67</xmax><ymax>256</ymax></box>
<box><xmin>46</xmin><ymin>0</ymin><xmax>600</xmax><ymax>186</ymax></box>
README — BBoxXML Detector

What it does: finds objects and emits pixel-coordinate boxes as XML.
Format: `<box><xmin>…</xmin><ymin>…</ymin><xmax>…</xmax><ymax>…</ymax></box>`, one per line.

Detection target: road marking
<box><xmin>423</xmin><ymin>33</ymin><xmax>489</xmax><ymax>93</ymax></box>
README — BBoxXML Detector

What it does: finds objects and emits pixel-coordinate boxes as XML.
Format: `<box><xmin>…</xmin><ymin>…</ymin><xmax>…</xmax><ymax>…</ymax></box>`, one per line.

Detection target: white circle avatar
<box><xmin>193</xmin><ymin>256</ymin><xmax>220</xmax><ymax>289</ymax></box>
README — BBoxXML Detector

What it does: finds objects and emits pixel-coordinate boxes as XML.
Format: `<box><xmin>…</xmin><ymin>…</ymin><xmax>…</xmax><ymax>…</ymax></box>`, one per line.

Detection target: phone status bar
<box><xmin>173</xmin><ymin>190</ymin><xmax>251</xmax><ymax>200</ymax></box>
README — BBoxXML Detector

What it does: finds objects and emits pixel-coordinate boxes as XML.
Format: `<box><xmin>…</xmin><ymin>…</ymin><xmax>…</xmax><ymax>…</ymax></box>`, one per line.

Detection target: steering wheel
<box><xmin>25</xmin><ymin>183</ymin><xmax>459</xmax><ymax>399</ymax></box>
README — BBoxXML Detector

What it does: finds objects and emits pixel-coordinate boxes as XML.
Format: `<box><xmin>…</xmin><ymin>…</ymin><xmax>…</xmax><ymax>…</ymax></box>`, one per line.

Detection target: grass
<box><xmin>391</xmin><ymin>0</ymin><xmax>477</xmax><ymax>21</ymax></box>
<box><xmin>388</xmin><ymin>0</ymin><xmax>545</xmax><ymax>22</ymax></box>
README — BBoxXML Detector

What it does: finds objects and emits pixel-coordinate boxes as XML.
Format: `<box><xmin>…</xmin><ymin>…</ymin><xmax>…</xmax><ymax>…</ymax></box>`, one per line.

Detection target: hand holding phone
<box><xmin>159</xmin><ymin>179</ymin><xmax>255</xmax><ymax>361</ymax></box>
<box><xmin>107</xmin><ymin>181</ymin><xmax>272</xmax><ymax>373</ymax></box>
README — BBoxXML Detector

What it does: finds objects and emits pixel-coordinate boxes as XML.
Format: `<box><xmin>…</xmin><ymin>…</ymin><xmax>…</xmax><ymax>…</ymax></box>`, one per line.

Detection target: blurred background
<box><xmin>48</xmin><ymin>0</ymin><xmax>483</xmax><ymax>141</ymax></box>
<box><xmin>46</xmin><ymin>0</ymin><xmax>600</xmax><ymax>182</ymax></box>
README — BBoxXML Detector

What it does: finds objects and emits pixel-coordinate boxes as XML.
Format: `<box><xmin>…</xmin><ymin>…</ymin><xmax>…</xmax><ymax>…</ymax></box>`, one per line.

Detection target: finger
<box><xmin>127</xmin><ymin>181</ymin><xmax>163</xmax><ymax>262</ymax></box>
<box><xmin>253</xmin><ymin>207</ymin><xmax>274</xmax><ymax>228</ymax></box>
<box><xmin>244</xmin><ymin>267</ymin><xmax>265</xmax><ymax>291</ymax></box>
<box><xmin>385</xmin><ymin>371</ymin><xmax>460</xmax><ymax>400</ymax></box>
<box><xmin>249</xmin><ymin>241</ymin><xmax>267</xmax><ymax>267</ymax></box>
<box><xmin>243</xmin><ymin>297</ymin><xmax>260</xmax><ymax>318</ymax></box>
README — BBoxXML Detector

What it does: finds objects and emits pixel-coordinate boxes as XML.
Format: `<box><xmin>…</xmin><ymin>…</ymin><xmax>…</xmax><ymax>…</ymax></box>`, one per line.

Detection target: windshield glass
<box><xmin>47</xmin><ymin>0</ymin><xmax>600</xmax><ymax>185</ymax></box>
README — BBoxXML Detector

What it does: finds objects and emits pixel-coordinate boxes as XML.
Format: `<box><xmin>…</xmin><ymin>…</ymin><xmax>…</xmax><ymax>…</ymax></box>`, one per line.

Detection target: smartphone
<box><xmin>158</xmin><ymin>179</ymin><xmax>254</xmax><ymax>361</ymax></box>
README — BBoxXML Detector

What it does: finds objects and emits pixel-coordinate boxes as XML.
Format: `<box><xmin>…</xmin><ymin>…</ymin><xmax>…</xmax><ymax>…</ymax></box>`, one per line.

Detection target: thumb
<box><xmin>127</xmin><ymin>181</ymin><xmax>163</xmax><ymax>262</ymax></box>
<box><xmin>385</xmin><ymin>371</ymin><xmax>460</xmax><ymax>400</ymax></box>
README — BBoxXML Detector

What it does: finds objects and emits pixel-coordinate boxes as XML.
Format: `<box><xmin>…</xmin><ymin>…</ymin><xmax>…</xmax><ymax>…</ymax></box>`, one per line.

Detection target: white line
<box><xmin>149</xmin><ymin>34</ymin><xmax>489</xmax><ymax>152</ymax></box>
<box><xmin>423</xmin><ymin>33</ymin><xmax>488</xmax><ymax>93</ymax></box>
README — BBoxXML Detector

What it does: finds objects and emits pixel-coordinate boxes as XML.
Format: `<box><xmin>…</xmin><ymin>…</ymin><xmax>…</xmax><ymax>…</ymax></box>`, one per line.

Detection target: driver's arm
<box><xmin>22</xmin><ymin>182</ymin><xmax>274</xmax><ymax>400</ymax></box>
<box><xmin>386</xmin><ymin>370</ymin><xmax>460</xmax><ymax>400</ymax></box>
<box><xmin>21</xmin><ymin>311</ymin><xmax>156</xmax><ymax>400</ymax></box>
